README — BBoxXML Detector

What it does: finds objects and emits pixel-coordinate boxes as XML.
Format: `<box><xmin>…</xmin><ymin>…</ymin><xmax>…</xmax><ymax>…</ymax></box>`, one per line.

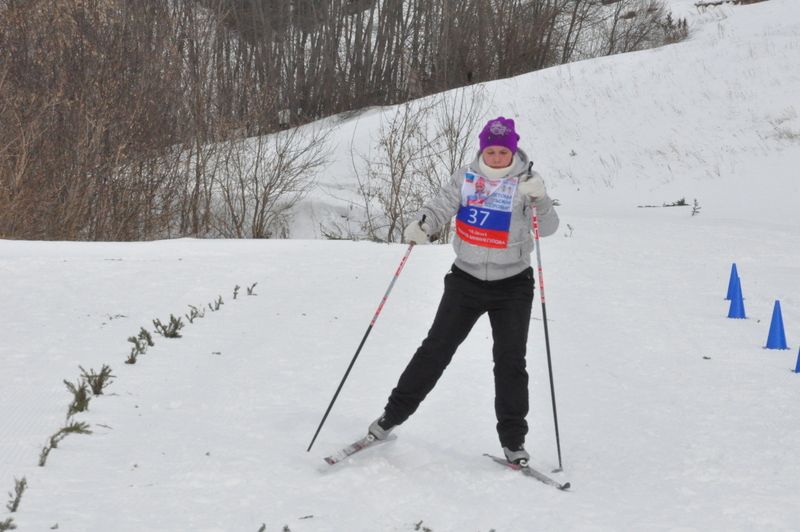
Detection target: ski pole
<box><xmin>307</xmin><ymin>242</ymin><xmax>416</xmax><ymax>452</ymax></box>
<box><xmin>531</xmin><ymin>204</ymin><xmax>564</xmax><ymax>472</ymax></box>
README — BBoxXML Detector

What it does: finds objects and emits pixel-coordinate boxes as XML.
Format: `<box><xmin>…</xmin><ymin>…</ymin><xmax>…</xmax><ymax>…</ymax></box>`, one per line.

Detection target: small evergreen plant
<box><xmin>80</xmin><ymin>365</ymin><xmax>115</xmax><ymax>395</ymax></box>
<box><xmin>64</xmin><ymin>378</ymin><xmax>91</xmax><ymax>417</ymax></box>
<box><xmin>126</xmin><ymin>327</ymin><xmax>155</xmax><ymax>363</ymax></box>
<box><xmin>138</xmin><ymin>327</ymin><xmax>154</xmax><ymax>347</ymax></box>
<box><xmin>185</xmin><ymin>305</ymin><xmax>206</xmax><ymax>323</ymax></box>
<box><xmin>208</xmin><ymin>296</ymin><xmax>224</xmax><ymax>312</ymax></box>
<box><xmin>39</xmin><ymin>422</ymin><xmax>92</xmax><ymax>467</ymax></box>
<box><xmin>126</xmin><ymin>337</ymin><xmax>145</xmax><ymax>364</ymax></box>
<box><xmin>6</xmin><ymin>477</ymin><xmax>26</xmax><ymax>513</ymax></box>
<box><xmin>153</xmin><ymin>315</ymin><xmax>184</xmax><ymax>338</ymax></box>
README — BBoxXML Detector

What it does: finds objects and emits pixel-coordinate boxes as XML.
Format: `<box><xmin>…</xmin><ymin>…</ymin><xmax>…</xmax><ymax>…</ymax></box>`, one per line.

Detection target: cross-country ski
<box><xmin>323</xmin><ymin>434</ymin><xmax>396</xmax><ymax>466</ymax></box>
<box><xmin>484</xmin><ymin>454</ymin><xmax>571</xmax><ymax>491</ymax></box>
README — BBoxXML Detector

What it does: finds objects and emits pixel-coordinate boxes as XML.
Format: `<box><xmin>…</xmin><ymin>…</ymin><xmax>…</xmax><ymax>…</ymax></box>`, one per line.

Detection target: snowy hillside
<box><xmin>295</xmin><ymin>0</ymin><xmax>800</xmax><ymax>239</ymax></box>
<box><xmin>2</xmin><ymin>1</ymin><xmax>800</xmax><ymax>531</ymax></box>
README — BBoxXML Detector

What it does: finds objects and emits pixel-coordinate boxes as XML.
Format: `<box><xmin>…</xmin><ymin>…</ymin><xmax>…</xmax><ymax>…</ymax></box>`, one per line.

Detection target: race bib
<box><xmin>455</xmin><ymin>172</ymin><xmax>518</xmax><ymax>248</ymax></box>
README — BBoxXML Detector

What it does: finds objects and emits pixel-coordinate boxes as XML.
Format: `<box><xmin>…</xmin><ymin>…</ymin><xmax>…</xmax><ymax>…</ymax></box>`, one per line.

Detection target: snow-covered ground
<box><xmin>2</xmin><ymin>1</ymin><xmax>800</xmax><ymax>530</ymax></box>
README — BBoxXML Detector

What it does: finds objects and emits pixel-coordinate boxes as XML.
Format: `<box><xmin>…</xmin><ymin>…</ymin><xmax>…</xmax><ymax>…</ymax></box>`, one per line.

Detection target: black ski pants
<box><xmin>384</xmin><ymin>264</ymin><xmax>534</xmax><ymax>448</ymax></box>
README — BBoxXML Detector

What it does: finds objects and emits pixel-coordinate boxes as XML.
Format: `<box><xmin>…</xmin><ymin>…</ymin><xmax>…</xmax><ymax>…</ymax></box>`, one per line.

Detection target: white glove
<box><xmin>403</xmin><ymin>220</ymin><xmax>430</xmax><ymax>245</ymax></box>
<box><xmin>518</xmin><ymin>173</ymin><xmax>547</xmax><ymax>198</ymax></box>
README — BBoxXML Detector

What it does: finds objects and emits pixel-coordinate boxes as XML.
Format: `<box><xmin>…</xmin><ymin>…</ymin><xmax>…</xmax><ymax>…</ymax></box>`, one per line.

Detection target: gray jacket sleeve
<box><xmin>416</xmin><ymin>169</ymin><xmax>464</xmax><ymax>236</ymax></box>
<box><xmin>532</xmin><ymin>193</ymin><xmax>559</xmax><ymax>237</ymax></box>
<box><xmin>528</xmin><ymin>170</ymin><xmax>559</xmax><ymax>237</ymax></box>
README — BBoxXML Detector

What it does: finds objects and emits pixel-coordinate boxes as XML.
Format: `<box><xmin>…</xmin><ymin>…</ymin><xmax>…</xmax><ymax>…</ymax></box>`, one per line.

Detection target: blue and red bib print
<box><xmin>455</xmin><ymin>172</ymin><xmax>519</xmax><ymax>249</ymax></box>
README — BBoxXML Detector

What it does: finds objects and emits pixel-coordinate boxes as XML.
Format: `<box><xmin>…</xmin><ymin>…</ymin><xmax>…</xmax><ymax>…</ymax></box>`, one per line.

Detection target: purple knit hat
<box><xmin>479</xmin><ymin>116</ymin><xmax>519</xmax><ymax>153</ymax></box>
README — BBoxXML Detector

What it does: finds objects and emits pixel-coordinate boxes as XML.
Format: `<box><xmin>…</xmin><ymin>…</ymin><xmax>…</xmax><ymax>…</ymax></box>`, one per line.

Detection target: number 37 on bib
<box><xmin>455</xmin><ymin>172</ymin><xmax>518</xmax><ymax>249</ymax></box>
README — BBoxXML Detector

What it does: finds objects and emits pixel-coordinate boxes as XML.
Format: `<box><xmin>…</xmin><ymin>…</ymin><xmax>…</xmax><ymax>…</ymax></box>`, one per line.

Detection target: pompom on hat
<box><xmin>479</xmin><ymin>116</ymin><xmax>519</xmax><ymax>154</ymax></box>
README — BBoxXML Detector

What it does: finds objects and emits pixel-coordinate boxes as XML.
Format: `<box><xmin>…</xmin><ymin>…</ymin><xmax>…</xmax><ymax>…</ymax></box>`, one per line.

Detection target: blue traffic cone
<box><xmin>794</xmin><ymin>347</ymin><xmax>800</xmax><ymax>373</ymax></box>
<box><xmin>764</xmin><ymin>300</ymin><xmax>789</xmax><ymax>349</ymax></box>
<box><xmin>725</xmin><ymin>263</ymin><xmax>739</xmax><ymax>300</ymax></box>
<box><xmin>727</xmin><ymin>275</ymin><xmax>746</xmax><ymax>319</ymax></box>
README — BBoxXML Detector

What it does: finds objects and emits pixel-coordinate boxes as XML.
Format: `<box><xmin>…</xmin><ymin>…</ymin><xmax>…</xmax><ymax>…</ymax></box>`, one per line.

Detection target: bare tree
<box><xmin>604</xmin><ymin>0</ymin><xmax>670</xmax><ymax>55</ymax></box>
<box><xmin>349</xmin><ymin>100</ymin><xmax>435</xmax><ymax>242</ymax></box>
<box><xmin>0</xmin><ymin>0</ymin><xmax>685</xmax><ymax>241</ymax></box>
<box><xmin>347</xmin><ymin>86</ymin><xmax>486</xmax><ymax>243</ymax></box>
<box><xmin>213</xmin><ymin>127</ymin><xmax>331</xmax><ymax>238</ymax></box>
<box><xmin>414</xmin><ymin>86</ymin><xmax>488</xmax><ymax>242</ymax></box>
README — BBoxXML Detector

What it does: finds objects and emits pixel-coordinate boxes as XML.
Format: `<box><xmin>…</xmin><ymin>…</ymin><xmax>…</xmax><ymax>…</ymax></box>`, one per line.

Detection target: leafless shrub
<box><xmin>352</xmin><ymin>101</ymin><xmax>435</xmax><ymax>243</ymax></box>
<box><xmin>212</xmin><ymin>127</ymin><xmax>331</xmax><ymax>238</ymax></box>
<box><xmin>414</xmin><ymin>86</ymin><xmax>489</xmax><ymax>242</ymax></box>
<box><xmin>600</xmin><ymin>0</ymin><xmax>678</xmax><ymax>54</ymax></box>
<box><xmin>0</xmin><ymin>1</ymin><xmax>188</xmax><ymax>240</ymax></box>
<box><xmin>0</xmin><ymin>0</ymin><xmax>683</xmax><ymax>241</ymax></box>
<box><xmin>345</xmin><ymin>86</ymin><xmax>486</xmax><ymax>243</ymax></box>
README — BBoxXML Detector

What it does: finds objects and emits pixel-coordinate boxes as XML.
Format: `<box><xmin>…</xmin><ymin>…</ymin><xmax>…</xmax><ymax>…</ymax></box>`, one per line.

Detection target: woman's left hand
<box><xmin>518</xmin><ymin>174</ymin><xmax>547</xmax><ymax>198</ymax></box>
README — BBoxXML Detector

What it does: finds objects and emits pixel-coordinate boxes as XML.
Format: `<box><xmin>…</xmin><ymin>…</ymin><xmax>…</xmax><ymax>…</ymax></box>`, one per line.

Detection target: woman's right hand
<box><xmin>403</xmin><ymin>220</ymin><xmax>430</xmax><ymax>245</ymax></box>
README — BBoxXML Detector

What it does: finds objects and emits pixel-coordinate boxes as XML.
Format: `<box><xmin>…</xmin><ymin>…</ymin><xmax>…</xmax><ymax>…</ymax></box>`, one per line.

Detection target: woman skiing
<box><xmin>368</xmin><ymin>116</ymin><xmax>559</xmax><ymax>464</ymax></box>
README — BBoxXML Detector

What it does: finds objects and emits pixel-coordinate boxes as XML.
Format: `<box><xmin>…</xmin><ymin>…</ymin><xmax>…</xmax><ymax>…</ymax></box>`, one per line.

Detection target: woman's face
<box><xmin>481</xmin><ymin>146</ymin><xmax>513</xmax><ymax>169</ymax></box>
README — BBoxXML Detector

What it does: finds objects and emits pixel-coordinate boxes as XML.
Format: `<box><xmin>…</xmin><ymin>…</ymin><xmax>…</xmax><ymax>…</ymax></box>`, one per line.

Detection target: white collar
<box><xmin>478</xmin><ymin>154</ymin><xmax>518</xmax><ymax>180</ymax></box>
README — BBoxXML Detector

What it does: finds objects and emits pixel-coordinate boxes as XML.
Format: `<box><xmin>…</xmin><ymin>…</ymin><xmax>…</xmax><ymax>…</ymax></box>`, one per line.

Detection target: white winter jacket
<box><xmin>416</xmin><ymin>149</ymin><xmax>559</xmax><ymax>281</ymax></box>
